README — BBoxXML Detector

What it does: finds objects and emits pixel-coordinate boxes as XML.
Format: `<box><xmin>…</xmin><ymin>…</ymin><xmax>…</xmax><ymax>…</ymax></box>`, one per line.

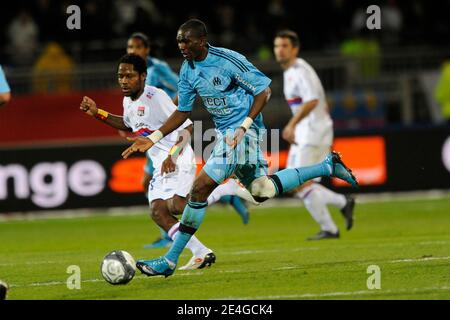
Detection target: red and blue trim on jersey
<box><xmin>287</xmin><ymin>97</ymin><xmax>303</xmax><ymax>106</ymax></box>
<box><xmin>134</xmin><ymin>128</ymin><xmax>154</xmax><ymax>137</ymax></box>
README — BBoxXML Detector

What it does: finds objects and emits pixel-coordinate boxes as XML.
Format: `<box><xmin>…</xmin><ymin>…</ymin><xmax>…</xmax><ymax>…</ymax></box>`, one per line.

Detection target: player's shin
<box><xmin>271</xmin><ymin>162</ymin><xmax>332</xmax><ymax>194</ymax></box>
<box><xmin>164</xmin><ymin>200</ymin><xmax>207</xmax><ymax>264</ymax></box>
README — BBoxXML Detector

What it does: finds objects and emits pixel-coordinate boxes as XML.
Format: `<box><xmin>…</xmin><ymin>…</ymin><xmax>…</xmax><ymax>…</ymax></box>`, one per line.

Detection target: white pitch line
<box><xmin>2</xmin><ymin>241</ymin><xmax>449</xmax><ymax>268</ymax></box>
<box><xmin>213</xmin><ymin>286</ymin><xmax>450</xmax><ymax>300</ymax></box>
<box><xmin>0</xmin><ymin>260</ymin><xmax>60</xmax><ymax>267</ymax></box>
<box><xmin>8</xmin><ymin>255</ymin><xmax>450</xmax><ymax>289</ymax></box>
<box><xmin>389</xmin><ymin>256</ymin><xmax>450</xmax><ymax>263</ymax></box>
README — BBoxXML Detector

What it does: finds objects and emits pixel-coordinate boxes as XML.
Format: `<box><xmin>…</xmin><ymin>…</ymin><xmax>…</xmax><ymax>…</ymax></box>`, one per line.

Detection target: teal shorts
<box><xmin>203</xmin><ymin>131</ymin><xmax>269</xmax><ymax>188</ymax></box>
<box><xmin>143</xmin><ymin>155</ymin><xmax>155</xmax><ymax>175</ymax></box>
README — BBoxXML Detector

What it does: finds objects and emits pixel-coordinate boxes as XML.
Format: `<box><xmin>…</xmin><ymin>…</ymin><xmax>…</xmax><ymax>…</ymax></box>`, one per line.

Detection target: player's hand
<box><xmin>282</xmin><ymin>125</ymin><xmax>297</xmax><ymax>145</ymax></box>
<box><xmin>121</xmin><ymin>137</ymin><xmax>154</xmax><ymax>159</ymax></box>
<box><xmin>161</xmin><ymin>156</ymin><xmax>177</xmax><ymax>175</ymax></box>
<box><xmin>79</xmin><ymin>96</ymin><xmax>98</xmax><ymax>116</ymax></box>
<box><xmin>226</xmin><ymin>127</ymin><xmax>246</xmax><ymax>148</ymax></box>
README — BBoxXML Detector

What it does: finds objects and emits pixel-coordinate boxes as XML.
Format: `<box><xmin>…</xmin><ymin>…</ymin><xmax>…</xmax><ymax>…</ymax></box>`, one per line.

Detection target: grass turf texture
<box><xmin>1</xmin><ymin>198</ymin><xmax>449</xmax><ymax>300</ymax></box>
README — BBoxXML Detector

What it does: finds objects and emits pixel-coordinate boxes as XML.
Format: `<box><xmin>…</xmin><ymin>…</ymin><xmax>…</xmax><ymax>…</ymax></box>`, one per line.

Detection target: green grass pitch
<box><xmin>1</xmin><ymin>198</ymin><xmax>449</xmax><ymax>300</ymax></box>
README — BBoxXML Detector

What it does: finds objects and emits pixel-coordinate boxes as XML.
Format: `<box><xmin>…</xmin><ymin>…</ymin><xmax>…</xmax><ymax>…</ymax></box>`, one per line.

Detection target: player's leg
<box><xmin>167</xmin><ymin>195</ymin><xmax>216</xmax><ymax>270</ymax></box>
<box><xmin>292</xmin><ymin>181</ymin><xmax>340</xmax><ymax>239</ymax></box>
<box><xmin>207</xmin><ymin>179</ymin><xmax>252</xmax><ymax>224</ymax></box>
<box><xmin>288</xmin><ymin>144</ymin><xmax>339</xmax><ymax>239</ymax></box>
<box><xmin>142</xmin><ymin>157</ymin><xmax>172</xmax><ymax>248</ymax></box>
<box><xmin>245</xmin><ymin>150</ymin><xmax>357</xmax><ymax>204</ymax></box>
<box><xmin>136</xmin><ymin>139</ymin><xmax>235</xmax><ymax>277</ymax></box>
<box><xmin>136</xmin><ymin>170</ymin><xmax>218</xmax><ymax>277</ymax></box>
<box><xmin>310</xmin><ymin>183</ymin><xmax>355</xmax><ymax>231</ymax></box>
<box><xmin>301</xmin><ymin>144</ymin><xmax>355</xmax><ymax>232</ymax></box>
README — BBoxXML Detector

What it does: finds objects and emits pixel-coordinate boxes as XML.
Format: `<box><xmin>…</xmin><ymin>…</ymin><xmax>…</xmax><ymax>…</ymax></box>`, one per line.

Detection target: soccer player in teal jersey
<box><xmin>126</xmin><ymin>32</ymin><xmax>250</xmax><ymax>249</ymax></box>
<box><xmin>122</xmin><ymin>19</ymin><xmax>358</xmax><ymax>277</ymax></box>
<box><xmin>0</xmin><ymin>65</ymin><xmax>11</xmax><ymax>107</ymax></box>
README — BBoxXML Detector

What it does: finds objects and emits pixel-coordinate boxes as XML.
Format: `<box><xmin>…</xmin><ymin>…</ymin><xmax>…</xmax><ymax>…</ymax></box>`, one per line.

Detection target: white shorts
<box><xmin>146</xmin><ymin>145</ymin><xmax>196</xmax><ymax>203</ymax></box>
<box><xmin>287</xmin><ymin>144</ymin><xmax>331</xmax><ymax>182</ymax></box>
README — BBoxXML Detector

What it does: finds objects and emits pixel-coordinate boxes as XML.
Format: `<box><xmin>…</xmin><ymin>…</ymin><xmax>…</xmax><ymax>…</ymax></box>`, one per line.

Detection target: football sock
<box><xmin>207</xmin><ymin>179</ymin><xmax>238</xmax><ymax>205</ymax></box>
<box><xmin>159</xmin><ymin>227</ymin><xmax>171</xmax><ymax>241</ymax></box>
<box><xmin>165</xmin><ymin>200</ymin><xmax>207</xmax><ymax>264</ymax></box>
<box><xmin>271</xmin><ymin>162</ymin><xmax>332</xmax><ymax>194</ymax></box>
<box><xmin>312</xmin><ymin>183</ymin><xmax>346</xmax><ymax>209</ymax></box>
<box><xmin>168</xmin><ymin>222</ymin><xmax>209</xmax><ymax>257</ymax></box>
<box><xmin>296</xmin><ymin>186</ymin><xmax>338</xmax><ymax>234</ymax></box>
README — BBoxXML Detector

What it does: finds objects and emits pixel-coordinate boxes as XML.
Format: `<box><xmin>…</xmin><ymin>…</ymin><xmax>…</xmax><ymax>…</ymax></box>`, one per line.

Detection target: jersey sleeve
<box><xmin>177</xmin><ymin>63</ymin><xmax>196</xmax><ymax>112</ymax></box>
<box><xmin>297</xmin><ymin>67</ymin><xmax>320</xmax><ymax>102</ymax></box>
<box><xmin>122</xmin><ymin>109</ymin><xmax>132</xmax><ymax>129</ymax></box>
<box><xmin>0</xmin><ymin>66</ymin><xmax>11</xmax><ymax>93</ymax></box>
<box><xmin>228</xmin><ymin>52</ymin><xmax>271</xmax><ymax>96</ymax></box>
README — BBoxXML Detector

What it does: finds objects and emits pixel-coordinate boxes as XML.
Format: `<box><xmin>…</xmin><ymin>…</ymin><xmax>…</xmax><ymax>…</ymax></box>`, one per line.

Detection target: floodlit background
<box><xmin>0</xmin><ymin>0</ymin><xmax>449</xmax><ymax>300</ymax></box>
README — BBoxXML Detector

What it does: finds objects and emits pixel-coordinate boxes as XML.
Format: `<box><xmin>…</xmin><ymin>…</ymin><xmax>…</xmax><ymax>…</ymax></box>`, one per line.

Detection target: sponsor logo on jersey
<box><xmin>234</xmin><ymin>73</ymin><xmax>256</xmax><ymax>92</ymax></box>
<box><xmin>201</xmin><ymin>96</ymin><xmax>228</xmax><ymax>107</ymax></box>
<box><xmin>137</xmin><ymin>106</ymin><xmax>145</xmax><ymax>116</ymax></box>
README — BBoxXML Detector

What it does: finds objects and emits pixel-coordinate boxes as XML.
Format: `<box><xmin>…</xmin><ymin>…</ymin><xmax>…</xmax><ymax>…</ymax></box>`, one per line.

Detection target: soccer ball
<box><xmin>101</xmin><ymin>250</ymin><xmax>136</xmax><ymax>285</ymax></box>
<box><xmin>0</xmin><ymin>280</ymin><xmax>8</xmax><ymax>300</ymax></box>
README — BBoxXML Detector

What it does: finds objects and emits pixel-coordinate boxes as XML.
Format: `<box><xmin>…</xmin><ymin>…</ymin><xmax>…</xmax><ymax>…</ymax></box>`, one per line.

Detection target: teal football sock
<box><xmin>272</xmin><ymin>162</ymin><xmax>332</xmax><ymax>194</ymax></box>
<box><xmin>165</xmin><ymin>200</ymin><xmax>207</xmax><ymax>264</ymax></box>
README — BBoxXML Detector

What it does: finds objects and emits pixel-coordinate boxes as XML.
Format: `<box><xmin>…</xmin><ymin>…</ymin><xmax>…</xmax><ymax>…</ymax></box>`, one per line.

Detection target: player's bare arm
<box><xmin>80</xmin><ymin>96</ymin><xmax>131</xmax><ymax>131</ymax></box>
<box><xmin>122</xmin><ymin>110</ymin><xmax>191</xmax><ymax>159</ymax></box>
<box><xmin>0</xmin><ymin>92</ymin><xmax>11</xmax><ymax>107</ymax></box>
<box><xmin>227</xmin><ymin>87</ymin><xmax>272</xmax><ymax>147</ymax></box>
<box><xmin>282</xmin><ymin>99</ymin><xmax>318</xmax><ymax>144</ymax></box>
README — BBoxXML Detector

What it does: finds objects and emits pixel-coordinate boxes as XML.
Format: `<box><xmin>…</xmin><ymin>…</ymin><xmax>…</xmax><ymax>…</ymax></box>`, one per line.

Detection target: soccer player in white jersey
<box><xmin>274</xmin><ymin>30</ymin><xmax>356</xmax><ymax>240</ymax></box>
<box><xmin>80</xmin><ymin>54</ymin><xmax>253</xmax><ymax>270</ymax></box>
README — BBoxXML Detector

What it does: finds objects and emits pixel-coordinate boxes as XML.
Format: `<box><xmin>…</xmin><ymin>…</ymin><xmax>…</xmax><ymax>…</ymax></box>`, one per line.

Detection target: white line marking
<box><xmin>8</xmin><ymin>256</ymin><xmax>450</xmax><ymax>289</ymax></box>
<box><xmin>389</xmin><ymin>256</ymin><xmax>450</xmax><ymax>263</ymax></box>
<box><xmin>213</xmin><ymin>286</ymin><xmax>450</xmax><ymax>300</ymax></box>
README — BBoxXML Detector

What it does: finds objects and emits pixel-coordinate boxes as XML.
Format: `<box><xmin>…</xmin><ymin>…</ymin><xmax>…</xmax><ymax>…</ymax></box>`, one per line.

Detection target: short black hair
<box><xmin>118</xmin><ymin>54</ymin><xmax>147</xmax><ymax>75</ymax></box>
<box><xmin>179</xmin><ymin>19</ymin><xmax>208</xmax><ymax>38</ymax></box>
<box><xmin>129</xmin><ymin>32</ymin><xmax>150</xmax><ymax>48</ymax></box>
<box><xmin>276</xmin><ymin>30</ymin><xmax>300</xmax><ymax>48</ymax></box>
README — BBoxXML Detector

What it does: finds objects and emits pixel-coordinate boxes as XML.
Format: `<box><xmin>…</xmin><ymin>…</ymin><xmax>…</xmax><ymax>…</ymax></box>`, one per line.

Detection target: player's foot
<box><xmin>340</xmin><ymin>195</ymin><xmax>355</xmax><ymax>230</ymax></box>
<box><xmin>221</xmin><ymin>195</ymin><xmax>250</xmax><ymax>225</ymax></box>
<box><xmin>307</xmin><ymin>230</ymin><xmax>340</xmax><ymax>240</ymax></box>
<box><xmin>230</xmin><ymin>195</ymin><xmax>250</xmax><ymax>225</ymax></box>
<box><xmin>143</xmin><ymin>237</ymin><xmax>173</xmax><ymax>249</ymax></box>
<box><xmin>178</xmin><ymin>250</ymin><xmax>217</xmax><ymax>270</ymax></box>
<box><xmin>136</xmin><ymin>256</ymin><xmax>176</xmax><ymax>278</ymax></box>
<box><xmin>325</xmin><ymin>151</ymin><xmax>358</xmax><ymax>187</ymax></box>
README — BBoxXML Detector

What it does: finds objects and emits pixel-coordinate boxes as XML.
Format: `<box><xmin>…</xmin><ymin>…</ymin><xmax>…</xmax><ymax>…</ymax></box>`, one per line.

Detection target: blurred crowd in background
<box><xmin>1</xmin><ymin>0</ymin><xmax>449</xmax><ymax>65</ymax></box>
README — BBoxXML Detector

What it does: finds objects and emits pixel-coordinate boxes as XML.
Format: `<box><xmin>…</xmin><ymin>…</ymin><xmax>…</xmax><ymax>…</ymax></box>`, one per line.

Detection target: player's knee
<box><xmin>168</xmin><ymin>196</ymin><xmax>187</xmax><ymax>215</ymax></box>
<box><xmin>150</xmin><ymin>200</ymin><xmax>167</xmax><ymax>220</ymax></box>
<box><xmin>249</xmin><ymin>176</ymin><xmax>277</xmax><ymax>203</ymax></box>
<box><xmin>190</xmin><ymin>181</ymin><xmax>212</xmax><ymax>202</ymax></box>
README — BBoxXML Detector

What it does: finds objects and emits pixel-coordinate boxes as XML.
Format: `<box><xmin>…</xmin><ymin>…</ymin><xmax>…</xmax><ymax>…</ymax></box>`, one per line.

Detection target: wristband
<box><xmin>240</xmin><ymin>117</ymin><xmax>253</xmax><ymax>131</ymax></box>
<box><xmin>95</xmin><ymin>108</ymin><xmax>109</xmax><ymax>121</ymax></box>
<box><xmin>148</xmin><ymin>130</ymin><xmax>163</xmax><ymax>144</ymax></box>
<box><xmin>169</xmin><ymin>145</ymin><xmax>182</xmax><ymax>158</ymax></box>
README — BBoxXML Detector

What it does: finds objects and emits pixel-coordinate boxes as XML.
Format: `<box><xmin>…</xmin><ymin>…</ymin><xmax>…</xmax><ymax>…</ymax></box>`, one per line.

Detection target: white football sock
<box><xmin>207</xmin><ymin>179</ymin><xmax>239</xmax><ymax>205</ymax></box>
<box><xmin>168</xmin><ymin>222</ymin><xmax>210</xmax><ymax>257</ymax></box>
<box><xmin>312</xmin><ymin>183</ymin><xmax>346</xmax><ymax>209</ymax></box>
<box><xmin>297</xmin><ymin>186</ymin><xmax>338</xmax><ymax>234</ymax></box>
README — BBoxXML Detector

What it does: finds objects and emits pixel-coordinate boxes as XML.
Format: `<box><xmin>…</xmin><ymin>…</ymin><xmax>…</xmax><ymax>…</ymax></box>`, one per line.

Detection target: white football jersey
<box><xmin>283</xmin><ymin>58</ymin><xmax>333</xmax><ymax>146</ymax></box>
<box><xmin>123</xmin><ymin>85</ymin><xmax>192</xmax><ymax>151</ymax></box>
